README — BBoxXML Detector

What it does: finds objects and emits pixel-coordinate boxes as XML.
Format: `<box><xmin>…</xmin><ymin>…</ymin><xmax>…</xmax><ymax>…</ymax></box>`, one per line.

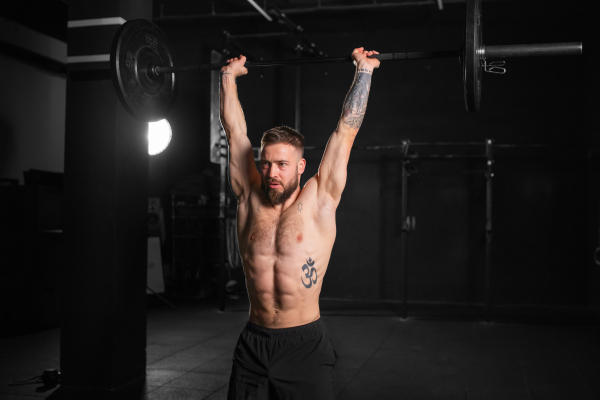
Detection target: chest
<box><xmin>248</xmin><ymin>208</ymin><xmax>305</xmax><ymax>250</ymax></box>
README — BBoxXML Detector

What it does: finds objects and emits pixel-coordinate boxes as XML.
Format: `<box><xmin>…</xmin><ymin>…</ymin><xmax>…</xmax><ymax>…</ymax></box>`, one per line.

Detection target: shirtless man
<box><xmin>221</xmin><ymin>47</ymin><xmax>380</xmax><ymax>400</ymax></box>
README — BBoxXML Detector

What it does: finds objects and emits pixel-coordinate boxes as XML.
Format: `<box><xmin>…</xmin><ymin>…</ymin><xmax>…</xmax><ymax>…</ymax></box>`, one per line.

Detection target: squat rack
<box><xmin>393</xmin><ymin>140</ymin><xmax>585</xmax><ymax>322</ymax></box>
<box><xmin>395</xmin><ymin>140</ymin><xmax>495</xmax><ymax>322</ymax></box>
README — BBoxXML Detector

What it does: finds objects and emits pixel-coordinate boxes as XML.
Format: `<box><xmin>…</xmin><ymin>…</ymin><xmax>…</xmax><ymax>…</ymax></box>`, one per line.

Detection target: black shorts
<box><xmin>227</xmin><ymin>318</ymin><xmax>338</xmax><ymax>400</ymax></box>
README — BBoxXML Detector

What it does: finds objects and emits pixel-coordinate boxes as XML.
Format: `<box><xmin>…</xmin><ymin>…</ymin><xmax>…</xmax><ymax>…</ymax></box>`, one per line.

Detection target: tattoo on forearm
<box><xmin>221</xmin><ymin>72</ymin><xmax>236</xmax><ymax>84</ymax></box>
<box><xmin>342</xmin><ymin>72</ymin><xmax>372</xmax><ymax>129</ymax></box>
<box><xmin>301</xmin><ymin>258</ymin><xmax>318</xmax><ymax>288</ymax></box>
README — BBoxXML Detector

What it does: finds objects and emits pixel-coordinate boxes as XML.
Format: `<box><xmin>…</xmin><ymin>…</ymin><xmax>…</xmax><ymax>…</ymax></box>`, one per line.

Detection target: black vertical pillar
<box><xmin>484</xmin><ymin>139</ymin><xmax>494</xmax><ymax>323</ymax></box>
<box><xmin>219</xmin><ymin>159</ymin><xmax>227</xmax><ymax>312</ymax></box>
<box><xmin>61</xmin><ymin>0</ymin><xmax>152</xmax><ymax>396</ymax></box>
<box><xmin>295</xmin><ymin>38</ymin><xmax>302</xmax><ymax>133</ymax></box>
<box><xmin>399</xmin><ymin>140</ymin><xmax>410</xmax><ymax>320</ymax></box>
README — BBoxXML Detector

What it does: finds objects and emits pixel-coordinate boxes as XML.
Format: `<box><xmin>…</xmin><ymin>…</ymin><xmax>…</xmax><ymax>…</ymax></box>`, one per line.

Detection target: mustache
<box><xmin>267</xmin><ymin>179</ymin><xmax>283</xmax><ymax>185</ymax></box>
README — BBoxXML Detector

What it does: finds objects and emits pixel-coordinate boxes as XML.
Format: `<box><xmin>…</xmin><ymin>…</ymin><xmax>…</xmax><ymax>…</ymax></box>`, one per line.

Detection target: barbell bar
<box><xmin>110</xmin><ymin>0</ymin><xmax>582</xmax><ymax>122</ymax></box>
<box><xmin>152</xmin><ymin>43</ymin><xmax>581</xmax><ymax>76</ymax></box>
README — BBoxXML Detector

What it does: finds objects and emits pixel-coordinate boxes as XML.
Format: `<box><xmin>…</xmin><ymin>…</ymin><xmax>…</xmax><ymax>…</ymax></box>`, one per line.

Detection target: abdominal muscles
<box><xmin>242</xmin><ymin>231</ymin><xmax>328</xmax><ymax>327</ymax></box>
<box><xmin>239</xmin><ymin>199</ymin><xmax>334</xmax><ymax>328</ymax></box>
<box><xmin>243</xmin><ymin>251</ymin><xmax>323</xmax><ymax>327</ymax></box>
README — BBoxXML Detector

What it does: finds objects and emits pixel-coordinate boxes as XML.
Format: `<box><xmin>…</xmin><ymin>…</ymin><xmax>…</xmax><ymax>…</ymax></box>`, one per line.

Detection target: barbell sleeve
<box><xmin>483</xmin><ymin>42</ymin><xmax>582</xmax><ymax>59</ymax></box>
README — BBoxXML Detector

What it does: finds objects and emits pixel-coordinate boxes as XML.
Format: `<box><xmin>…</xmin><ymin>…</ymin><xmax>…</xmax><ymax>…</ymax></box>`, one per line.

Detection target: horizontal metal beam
<box><xmin>227</xmin><ymin>31</ymin><xmax>289</xmax><ymax>39</ymax></box>
<box><xmin>251</xmin><ymin>143</ymin><xmax>597</xmax><ymax>153</ymax></box>
<box><xmin>154</xmin><ymin>0</ymin><xmax>505</xmax><ymax>22</ymax></box>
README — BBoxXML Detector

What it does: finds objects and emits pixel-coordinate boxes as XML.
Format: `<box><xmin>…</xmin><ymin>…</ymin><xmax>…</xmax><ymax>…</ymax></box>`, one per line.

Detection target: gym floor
<box><xmin>1</xmin><ymin>298</ymin><xmax>599</xmax><ymax>400</ymax></box>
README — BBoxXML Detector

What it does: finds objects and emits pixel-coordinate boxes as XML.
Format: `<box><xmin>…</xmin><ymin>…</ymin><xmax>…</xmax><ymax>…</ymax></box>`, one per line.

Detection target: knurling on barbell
<box><xmin>109</xmin><ymin>0</ymin><xmax>582</xmax><ymax>122</ymax></box>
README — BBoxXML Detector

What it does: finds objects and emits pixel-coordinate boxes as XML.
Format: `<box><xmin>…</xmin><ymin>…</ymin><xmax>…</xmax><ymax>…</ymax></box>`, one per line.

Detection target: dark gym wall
<box><xmin>154</xmin><ymin>0</ymin><xmax>599</xmax><ymax>309</ymax></box>
<box><xmin>0</xmin><ymin>16</ymin><xmax>67</xmax><ymax>330</ymax></box>
<box><xmin>0</xmin><ymin>53</ymin><xmax>66</xmax><ymax>183</ymax></box>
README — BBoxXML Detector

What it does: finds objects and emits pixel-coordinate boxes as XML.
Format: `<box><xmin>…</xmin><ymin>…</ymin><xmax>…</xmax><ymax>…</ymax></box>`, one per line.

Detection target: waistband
<box><xmin>244</xmin><ymin>318</ymin><xmax>325</xmax><ymax>339</ymax></box>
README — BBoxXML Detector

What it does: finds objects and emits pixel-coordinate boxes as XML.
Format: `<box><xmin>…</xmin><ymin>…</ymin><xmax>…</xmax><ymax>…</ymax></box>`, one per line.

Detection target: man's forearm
<box><xmin>220</xmin><ymin>71</ymin><xmax>247</xmax><ymax>139</ymax></box>
<box><xmin>340</xmin><ymin>62</ymin><xmax>374</xmax><ymax>131</ymax></box>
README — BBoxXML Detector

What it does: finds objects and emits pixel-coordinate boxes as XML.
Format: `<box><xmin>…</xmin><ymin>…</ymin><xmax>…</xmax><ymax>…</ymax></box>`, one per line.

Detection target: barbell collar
<box><xmin>483</xmin><ymin>42</ymin><xmax>582</xmax><ymax>59</ymax></box>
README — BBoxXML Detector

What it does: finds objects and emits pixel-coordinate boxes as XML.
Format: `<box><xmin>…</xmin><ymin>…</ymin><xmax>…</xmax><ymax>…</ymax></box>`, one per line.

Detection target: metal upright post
<box><xmin>218</xmin><ymin>153</ymin><xmax>228</xmax><ymax>312</ymax></box>
<box><xmin>400</xmin><ymin>140</ymin><xmax>410</xmax><ymax>319</ymax></box>
<box><xmin>485</xmin><ymin>139</ymin><xmax>494</xmax><ymax>322</ymax></box>
<box><xmin>295</xmin><ymin>39</ymin><xmax>302</xmax><ymax>132</ymax></box>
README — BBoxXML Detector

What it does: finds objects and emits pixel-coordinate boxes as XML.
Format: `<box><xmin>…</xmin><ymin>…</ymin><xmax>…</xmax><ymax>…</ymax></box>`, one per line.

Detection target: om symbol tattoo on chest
<box><xmin>301</xmin><ymin>258</ymin><xmax>318</xmax><ymax>289</ymax></box>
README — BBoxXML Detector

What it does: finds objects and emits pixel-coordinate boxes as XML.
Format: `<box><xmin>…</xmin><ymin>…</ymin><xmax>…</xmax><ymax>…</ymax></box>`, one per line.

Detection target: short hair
<box><xmin>261</xmin><ymin>126</ymin><xmax>304</xmax><ymax>157</ymax></box>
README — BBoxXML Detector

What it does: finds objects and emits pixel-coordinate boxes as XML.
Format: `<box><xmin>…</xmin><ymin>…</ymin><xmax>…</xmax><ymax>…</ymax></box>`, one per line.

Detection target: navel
<box><xmin>296</xmin><ymin>233</ymin><xmax>303</xmax><ymax>243</ymax></box>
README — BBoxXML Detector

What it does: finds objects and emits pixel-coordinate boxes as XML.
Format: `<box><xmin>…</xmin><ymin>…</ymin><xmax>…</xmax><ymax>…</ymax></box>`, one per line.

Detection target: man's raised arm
<box><xmin>316</xmin><ymin>47</ymin><xmax>380</xmax><ymax>205</ymax></box>
<box><xmin>220</xmin><ymin>56</ymin><xmax>260</xmax><ymax>201</ymax></box>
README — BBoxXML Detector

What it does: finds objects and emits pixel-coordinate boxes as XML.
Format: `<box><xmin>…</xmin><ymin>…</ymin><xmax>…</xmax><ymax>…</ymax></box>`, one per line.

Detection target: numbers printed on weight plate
<box><xmin>146</xmin><ymin>35</ymin><xmax>158</xmax><ymax>50</ymax></box>
<box><xmin>126</xmin><ymin>51</ymin><xmax>134</xmax><ymax>69</ymax></box>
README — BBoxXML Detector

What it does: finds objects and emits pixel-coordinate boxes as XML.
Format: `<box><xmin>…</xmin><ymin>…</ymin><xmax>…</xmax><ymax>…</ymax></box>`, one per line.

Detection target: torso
<box><xmin>236</xmin><ymin>176</ymin><xmax>336</xmax><ymax>328</ymax></box>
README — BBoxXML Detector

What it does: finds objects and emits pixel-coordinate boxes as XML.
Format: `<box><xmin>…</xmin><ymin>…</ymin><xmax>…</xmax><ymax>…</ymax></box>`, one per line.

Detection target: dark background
<box><xmin>150</xmin><ymin>0</ymin><xmax>600</xmax><ymax>308</ymax></box>
<box><xmin>1</xmin><ymin>0</ymin><xmax>599</xmax><ymax>322</ymax></box>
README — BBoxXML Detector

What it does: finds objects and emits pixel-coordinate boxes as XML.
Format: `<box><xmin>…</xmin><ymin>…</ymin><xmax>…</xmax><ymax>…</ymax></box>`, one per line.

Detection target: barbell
<box><xmin>109</xmin><ymin>0</ymin><xmax>582</xmax><ymax>122</ymax></box>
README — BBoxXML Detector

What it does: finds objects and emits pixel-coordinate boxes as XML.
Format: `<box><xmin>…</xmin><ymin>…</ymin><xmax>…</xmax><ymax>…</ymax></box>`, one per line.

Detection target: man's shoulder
<box><xmin>300</xmin><ymin>176</ymin><xmax>322</xmax><ymax>202</ymax></box>
<box><xmin>301</xmin><ymin>176</ymin><xmax>337</xmax><ymax>215</ymax></box>
<box><xmin>302</xmin><ymin>175</ymin><xmax>318</xmax><ymax>192</ymax></box>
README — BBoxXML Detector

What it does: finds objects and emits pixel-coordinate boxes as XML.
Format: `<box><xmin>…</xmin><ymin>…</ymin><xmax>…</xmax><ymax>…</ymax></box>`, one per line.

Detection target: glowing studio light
<box><xmin>148</xmin><ymin>119</ymin><xmax>172</xmax><ymax>155</ymax></box>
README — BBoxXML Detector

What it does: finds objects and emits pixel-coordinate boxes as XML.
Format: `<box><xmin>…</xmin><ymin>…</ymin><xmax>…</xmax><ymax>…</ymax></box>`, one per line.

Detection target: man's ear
<box><xmin>298</xmin><ymin>158</ymin><xmax>306</xmax><ymax>175</ymax></box>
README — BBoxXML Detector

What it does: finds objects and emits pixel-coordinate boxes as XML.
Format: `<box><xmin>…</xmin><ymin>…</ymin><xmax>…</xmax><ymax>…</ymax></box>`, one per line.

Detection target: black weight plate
<box><xmin>110</xmin><ymin>19</ymin><xmax>176</xmax><ymax>122</ymax></box>
<box><xmin>463</xmin><ymin>0</ymin><xmax>482</xmax><ymax>112</ymax></box>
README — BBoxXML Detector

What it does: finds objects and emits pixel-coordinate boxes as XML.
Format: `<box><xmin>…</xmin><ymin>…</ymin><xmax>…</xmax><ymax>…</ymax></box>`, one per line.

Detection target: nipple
<box><xmin>296</xmin><ymin>233</ymin><xmax>303</xmax><ymax>243</ymax></box>
<box><xmin>273</xmin><ymin>310</ymin><xmax>278</xmax><ymax>314</ymax></box>
<box><xmin>250</xmin><ymin>234</ymin><xmax>255</xmax><ymax>241</ymax></box>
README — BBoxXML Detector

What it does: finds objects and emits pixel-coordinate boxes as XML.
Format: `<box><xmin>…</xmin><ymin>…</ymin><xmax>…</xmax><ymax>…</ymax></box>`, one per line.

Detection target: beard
<box><xmin>261</xmin><ymin>174</ymin><xmax>299</xmax><ymax>205</ymax></box>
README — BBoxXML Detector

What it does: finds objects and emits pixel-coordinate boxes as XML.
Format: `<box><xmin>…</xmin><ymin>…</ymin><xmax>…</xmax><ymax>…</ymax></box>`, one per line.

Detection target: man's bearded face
<box><xmin>260</xmin><ymin>143</ymin><xmax>303</xmax><ymax>205</ymax></box>
<box><xmin>261</xmin><ymin>172</ymin><xmax>299</xmax><ymax>205</ymax></box>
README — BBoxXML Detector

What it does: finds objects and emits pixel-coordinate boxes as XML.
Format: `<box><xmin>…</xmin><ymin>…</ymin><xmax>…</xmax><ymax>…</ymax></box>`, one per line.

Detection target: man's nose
<box><xmin>268</xmin><ymin>166</ymin><xmax>279</xmax><ymax>179</ymax></box>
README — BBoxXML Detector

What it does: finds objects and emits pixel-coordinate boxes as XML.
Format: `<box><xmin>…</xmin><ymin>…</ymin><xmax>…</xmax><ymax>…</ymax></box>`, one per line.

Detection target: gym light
<box><xmin>148</xmin><ymin>119</ymin><xmax>172</xmax><ymax>155</ymax></box>
<box><xmin>247</xmin><ymin>0</ymin><xmax>272</xmax><ymax>21</ymax></box>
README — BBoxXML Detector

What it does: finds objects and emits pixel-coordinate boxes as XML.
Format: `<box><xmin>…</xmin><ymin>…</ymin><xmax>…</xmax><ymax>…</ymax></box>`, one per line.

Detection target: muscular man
<box><xmin>220</xmin><ymin>47</ymin><xmax>380</xmax><ymax>400</ymax></box>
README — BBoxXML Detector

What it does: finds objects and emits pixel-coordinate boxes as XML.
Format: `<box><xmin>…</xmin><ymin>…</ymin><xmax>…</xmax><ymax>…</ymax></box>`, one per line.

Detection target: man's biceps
<box><xmin>227</xmin><ymin>137</ymin><xmax>253</xmax><ymax>159</ymax></box>
<box><xmin>317</xmin><ymin>178</ymin><xmax>343</xmax><ymax>205</ymax></box>
<box><xmin>323</xmin><ymin>149</ymin><xmax>351</xmax><ymax>172</ymax></box>
<box><xmin>329</xmin><ymin>173</ymin><xmax>347</xmax><ymax>191</ymax></box>
<box><xmin>230</xmin><ymin>164</ymin><xmax>251</xmax><ymax>181</ymax></box>
<box><xmin>229</xmin><ymin>143</ymin><xmax>252</xmax><ymax>159</ymax></box>
<box><xmin>229</xmin><ymin>151</ymin><xmax>256</xmax><ymax>174</ymax></box>
<box><xmin>319</xmin><ymin>171</ymin><xmax>346</xmax><ymax>193</ymax></box>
